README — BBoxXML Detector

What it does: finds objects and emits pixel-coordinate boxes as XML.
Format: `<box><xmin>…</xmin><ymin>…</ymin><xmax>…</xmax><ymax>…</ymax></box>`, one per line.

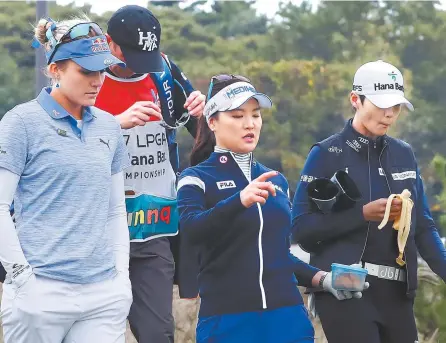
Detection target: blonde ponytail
<box><xmin>33</xmin><ymin>14</ymin><xmax>92</xmax><ymax>52</ymax></box>
<box><xmin>33</xmin><ymin>15</ymin><xmax>93</xmax><ymax>83</ymax></box>
<box><xmin>34</xmin><ymin>19</ymin><xmax>54</xmax><ymax>52</ymax></box>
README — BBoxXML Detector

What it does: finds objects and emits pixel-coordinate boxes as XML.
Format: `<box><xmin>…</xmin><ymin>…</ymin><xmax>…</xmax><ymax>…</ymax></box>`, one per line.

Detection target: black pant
<box><xmin>315</xmin><ymin>275</ymin><xmax>418</xmax><ymax>343</ymax></box>
<box><xmin>128</xmin><ymin>237</ymin><xmax>175</xmax><ymax>343</ymax></box>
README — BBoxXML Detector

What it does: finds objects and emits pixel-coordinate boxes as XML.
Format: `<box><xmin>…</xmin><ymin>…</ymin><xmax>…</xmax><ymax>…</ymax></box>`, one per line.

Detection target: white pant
<box><xmin>1</xmin><ymin>272</ymin><xmax>132</xmax><ymax>343</ymax></box>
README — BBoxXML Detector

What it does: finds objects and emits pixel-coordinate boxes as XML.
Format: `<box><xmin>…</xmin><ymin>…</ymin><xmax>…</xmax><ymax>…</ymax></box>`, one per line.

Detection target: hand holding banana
<box><xmin>377</xmin><ymin>189</ymin><xmax>414</xmax><ymax>266</ymax></box>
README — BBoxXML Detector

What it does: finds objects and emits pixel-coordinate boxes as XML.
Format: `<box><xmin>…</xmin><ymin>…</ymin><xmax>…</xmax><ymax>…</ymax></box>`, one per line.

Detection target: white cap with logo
<box><xmin>204</xmin><ymin>82</ymin><xmax>272</xmax><ymax>123</ymax></box>
<box><xmin>352</xmin><ymin>60</ymin><xmax>414</xmax><ymax>111</ymax></box>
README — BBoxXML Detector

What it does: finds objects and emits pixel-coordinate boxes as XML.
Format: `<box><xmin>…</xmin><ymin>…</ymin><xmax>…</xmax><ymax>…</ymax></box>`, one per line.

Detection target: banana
<box><xmin>377</xmin><ymin>189</ymin><xmax>414</xmax><ymax>267</ymax></box>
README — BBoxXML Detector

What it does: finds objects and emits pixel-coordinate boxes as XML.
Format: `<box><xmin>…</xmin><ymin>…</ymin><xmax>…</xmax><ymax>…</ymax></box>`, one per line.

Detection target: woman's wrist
<box><xmin>311</xmin><ymin>271</ymin><xmax>329</xmax><ymax>288</ymax></box>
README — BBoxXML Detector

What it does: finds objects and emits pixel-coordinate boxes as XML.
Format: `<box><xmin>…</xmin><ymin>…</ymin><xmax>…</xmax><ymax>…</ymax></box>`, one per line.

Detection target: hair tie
<box><xmin>45</xmin><ymin>18</ymin><xmax>58</xmax><ymax>47</ymax></box>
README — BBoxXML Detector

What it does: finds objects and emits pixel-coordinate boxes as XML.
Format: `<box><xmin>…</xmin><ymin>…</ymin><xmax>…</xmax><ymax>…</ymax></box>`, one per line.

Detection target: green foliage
<box><xmin>150</xmin><ymin>1</ymin><xmax>179</xmax><ymax>7</ymax></box>
<box><xmin>414</xmin><ymin>264</ymin><xmax>446</xmax><ymax>342</ymax></box>
<box><xmin>193</xmin><ymin>0</ymin><xmax>268</xmax><ymax>38</ymax></box>
<box><xmin>0</xmin><ymin>0</ymin><xmax>445</xmax><ymax>188</ymax></box>
<box><xmin>1</xmin><ymin>0</ymin><xmax>446</xmax><ymax>199</ymax></box>
<box><xmin>431</xmin><ymin>155</ymin><xmax>446</xmax><ymax>233</ymax></box>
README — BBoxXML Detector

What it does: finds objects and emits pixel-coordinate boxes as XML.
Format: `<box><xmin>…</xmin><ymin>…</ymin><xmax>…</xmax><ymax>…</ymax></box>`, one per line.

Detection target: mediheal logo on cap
<box><xmin>204</xmin><ymin>81</ymin><xmax>272</xmax><ymax>122</ymax></box>
<box><xmin>224</xmin><ymin>85</ymin><xmax>256</xmax><ymax>100</ymax></box>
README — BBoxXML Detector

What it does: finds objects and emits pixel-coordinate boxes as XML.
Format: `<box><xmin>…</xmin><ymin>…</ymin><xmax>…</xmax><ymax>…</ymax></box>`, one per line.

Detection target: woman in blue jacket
<box><xmin>177</xmin><ymin>75</ymin><xmax>365</xmax><ymax>343</ymax></box>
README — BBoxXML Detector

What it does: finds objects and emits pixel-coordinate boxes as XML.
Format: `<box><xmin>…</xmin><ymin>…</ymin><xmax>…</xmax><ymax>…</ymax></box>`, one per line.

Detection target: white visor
<box><xmin>204</xmin><ymin>82</ymin><xmax>273</xmax><ymax>122</ymax></box>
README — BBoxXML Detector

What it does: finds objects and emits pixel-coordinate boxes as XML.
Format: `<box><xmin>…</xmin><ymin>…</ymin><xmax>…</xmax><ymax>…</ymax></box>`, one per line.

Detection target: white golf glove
<box><xmin>322</xmin><ymin>263</ymin><xmax>370</xmax><ymax>300</ymax></box>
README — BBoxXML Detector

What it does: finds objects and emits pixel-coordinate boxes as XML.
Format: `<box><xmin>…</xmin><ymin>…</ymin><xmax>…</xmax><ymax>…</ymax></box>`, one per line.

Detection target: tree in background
<box><xmin>1</xmin><ymin>0</ymin><xmax>445</xmax><ymax>201</ymax></box>
<box><xmin>431</xmin><ymin>155</ymin><xmax>446</xmax><ymax>235</ymax></box>
<box><xmin>151</xmin><ymin>0</ymin><xmax>180</xmax><ymax>7</ymax></box>
<box><xmin>414</xmin><ymin>260</ymin><xmax>446</xmax><ymax>342</ymax></box>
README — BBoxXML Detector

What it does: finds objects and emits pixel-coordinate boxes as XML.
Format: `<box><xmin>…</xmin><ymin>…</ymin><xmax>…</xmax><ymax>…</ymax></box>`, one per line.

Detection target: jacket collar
<box><xmin>210</xmin><ymin>150</ymin><xmax>254</xmax><ymax>164</ymax></box>
<box><xmin>209</xmin><ymin>150</ymin><xmax>256</xmax><ymax>176</ymax></box>
<box><xmin>341</xmin><ymin>118</ymin><xmax>387</xmax><ymax>155</ymax></box>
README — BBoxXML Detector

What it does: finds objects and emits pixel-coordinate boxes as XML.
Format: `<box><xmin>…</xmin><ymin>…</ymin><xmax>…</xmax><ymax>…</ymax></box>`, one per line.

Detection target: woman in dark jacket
<box><xmin>177</xmin><ymin>75</ymin><xmax>365</xmax><ymax>343</ymax></box>
<box><xmin>292</xmin><ymin>60</ymin><xmax>446</xmax><ymax>343</ymax></box>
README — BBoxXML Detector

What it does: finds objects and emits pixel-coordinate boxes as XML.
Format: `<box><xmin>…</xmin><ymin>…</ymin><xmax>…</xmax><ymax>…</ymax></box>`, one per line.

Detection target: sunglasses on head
<box><xmin>211</xmin><ymin>74</ymin><xmax>250</xmax><ymax>83</ymax></box>
<box><xmin>47</xmin><ymin>22</ymin><xmax>103</xmax><ymax>64</ymax></box>
<box><xmin>206</xmin><ymin>74</ymin><xmax>251</xmax><ymax>100</ymax></box>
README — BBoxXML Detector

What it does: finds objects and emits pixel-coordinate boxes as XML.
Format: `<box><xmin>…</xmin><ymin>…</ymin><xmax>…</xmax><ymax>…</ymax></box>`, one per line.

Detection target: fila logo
<box><xmin>217</xmin><ymin>180</ymin><xmax>236</xmax><ymax>190</ymax></box>
<box><xmin>138</xmin><ymin>31</ymin><xmax>158</xmax><ymax>51</ymax></box>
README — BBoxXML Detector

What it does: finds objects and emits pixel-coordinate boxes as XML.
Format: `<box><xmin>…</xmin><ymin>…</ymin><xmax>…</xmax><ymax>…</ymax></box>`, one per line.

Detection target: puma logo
<box><xmin>99</xmin><ymin>138</ymin><xmax>110</xmax><ymax>150</ymax></box>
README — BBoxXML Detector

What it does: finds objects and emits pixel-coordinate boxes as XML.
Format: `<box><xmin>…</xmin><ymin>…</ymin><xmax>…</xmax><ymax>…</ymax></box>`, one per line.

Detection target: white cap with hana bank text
<box><xmin>352</xmin><ymin>60</ymin><xmax>414</xmax><ymax>111</ymax></box>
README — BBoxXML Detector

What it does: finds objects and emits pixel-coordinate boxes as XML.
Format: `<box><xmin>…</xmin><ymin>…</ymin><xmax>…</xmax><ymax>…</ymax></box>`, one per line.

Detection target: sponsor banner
<box><xmin>126</xmin><ymin>194</ymin><xmax>178</xmax><ymax>242</ymax></box>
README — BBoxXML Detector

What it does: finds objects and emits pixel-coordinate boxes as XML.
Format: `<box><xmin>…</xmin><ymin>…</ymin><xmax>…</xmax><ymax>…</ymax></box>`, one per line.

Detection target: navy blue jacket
<box><xmin>178</xmin><ymin>151</ymin><xmax>319</xmax><ymax>317</ymax></box>
<box><xmin>292</xmin><ymin>119</ymin><xmax>446</xmax><ymax>297</ymax></box>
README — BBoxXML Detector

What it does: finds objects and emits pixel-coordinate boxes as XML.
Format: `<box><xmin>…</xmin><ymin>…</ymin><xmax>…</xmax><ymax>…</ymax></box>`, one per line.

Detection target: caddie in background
<box><xmin>95</xmin><ymin>5</ymin><xmax>205</xmax><ymax>343</ymax></box>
